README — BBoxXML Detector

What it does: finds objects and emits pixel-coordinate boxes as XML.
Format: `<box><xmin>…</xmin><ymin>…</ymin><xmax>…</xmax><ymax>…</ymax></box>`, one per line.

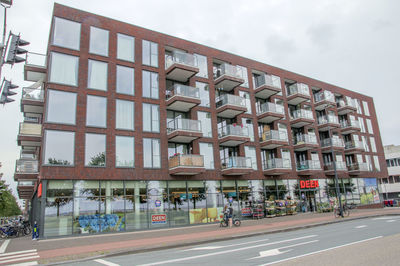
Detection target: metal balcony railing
<box><xmin>297</xmin><ymin>160</ymin><xmax>321</xmax><ymax>170</ymax></box>
<box><xmin>16</xmin><ymin>159</ymin><xmax>38</xmax><ymax>173</ymax></box>
<box><xmin>320</xmin><ymin>138</ymin><xmax>345</xmax><ymax>148</ymax></box>
<box><xmin>287</xmin><ymin>83</ymin><xmax>310</xmax><ymax>96</ymax></box>
<box><xmin>347</xmin><ymin>162</ymin><xmax>369</xmax><ymax>171</ymax></box>
<box><xmin>254</xmin><ymin>74</ymin><xmax>281</xmax><ymax>89</ymax></box>
<box><xmin>167</xmin><ymin>118</ymin><xmax>201</xmax><ymax>133</ymax></box>
<box><xmin>324</xmin><ymin>161</ymin><xmax>347</xmax><ymax>171</ymax></box>
<box><xmin>337</xmin><ymin>98</ymin><xmax>356</xmax><ymax>109</ymax></box>
<box><xmin>221</xmin><ymin>156</ymin><xmax>252</xmax><ymax>169</ymax></box>
<box><xmin>345</xmin><ymin>140</ymin><xmax>364</xmax><ymax>150</ymax></box>
<box><xmin>218</xmin><ymin>124</ymin><xmax>249</xmax><ymax>138</ymax></box>
<box><xmin>257</xmin><ymin>102</ymin><xmax>284</xmax><ymax>115</ymax></box>
<box><xmin>294</xmin><ymin>134</ymin><xmax>318</xmax><ymax>145</ymax></box>
<box><xmin>263</xmin><ymin>158</ymin><xmax>291</xmax><ymax>170</ymax></box>
<box><xmin>260</xmin><ymin>130</ymin><xmax>288</xmax><ymax>142</ymax></box>
<box><xmin>340</xmin><ymin>120</ymin><xmax>360</xmax><ymax>129</ymax></box>
<box><xmin>314</xmin><ymin>90</ymin><xmax>335</xmax><ymax>103</ymax></box>
<box><xmin>165</xmin><ymin>50</ymin><xmax>198</xmax><ymax>69</ymax></box>
<box><xmin>214</xmin><ymin>63</ymin><xmax>243</xmax><ymax>80</ymax></box>
<box><xmin>216</xmin><ymin>94</ymin><xmax>246</xmax><ymax>109</ymax></box>
<box><xmin>166</xmin><ymin>84</ymin><xmax>200</xmax><ymax>100</ymax></box>
<box><xmin>22</xmin><ymin>87</ymin><xmax>44</xmax><ymax>101</ymax></box>
<box><xmin>291</xmin><ymin>109</ymin><xmax>314</xmax><ymax>120</ymax></box>
<box><xmin>168</xmin><ymin>154</ymin><xmax>204</xmax><ymax>168</ymax></box>
<box><xmin>18</xmin><ymin>181</ymin><xmax>35</xmax><ymax>187</ymax></box>
<box><xmin>18</xmin><ymin>123</ymin><xmax>42</xmax><ymax>136</ymax></box>
<box><xmin>318</xmin><ymin>115</ymin><xmax>339</xmax><ymax>125</ymax></box>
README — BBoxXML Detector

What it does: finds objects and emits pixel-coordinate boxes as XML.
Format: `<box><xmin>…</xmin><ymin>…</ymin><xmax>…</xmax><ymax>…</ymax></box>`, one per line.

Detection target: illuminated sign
<box><xmin>300</xmin><ymin>180</ymin><xmax>319</xmax><ymax>189</ymax></box>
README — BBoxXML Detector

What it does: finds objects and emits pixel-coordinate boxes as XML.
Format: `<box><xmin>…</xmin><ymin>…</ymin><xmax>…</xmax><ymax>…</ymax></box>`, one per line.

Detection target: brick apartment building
<box><xmin>15</xmin><ymin>4</ymin><xmax>387</xmax><ymax>237</ymax></box>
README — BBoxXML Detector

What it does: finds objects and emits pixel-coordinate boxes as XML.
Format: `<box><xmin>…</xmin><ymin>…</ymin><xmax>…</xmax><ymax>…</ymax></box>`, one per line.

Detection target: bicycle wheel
<box><xmin>233</xmin><ymin>219</ymin><xmax>241</xmax><ymax>227</ymax></box>
<box><xmin>343</xmin><ymin>209</ymin><xmax>350</xmax><ymax>217</ymax></box>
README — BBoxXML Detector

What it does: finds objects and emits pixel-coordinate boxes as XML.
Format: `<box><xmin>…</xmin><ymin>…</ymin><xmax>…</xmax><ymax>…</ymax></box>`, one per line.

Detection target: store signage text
<box><xmin>151</xmin><ymin>214</ymin><xmax>167</xmax><ymax>224</ymax></box>
<box><xmin>300</xmin><ymin>180</ymin><xmax>319</xmax><ymax>189</ymax></box>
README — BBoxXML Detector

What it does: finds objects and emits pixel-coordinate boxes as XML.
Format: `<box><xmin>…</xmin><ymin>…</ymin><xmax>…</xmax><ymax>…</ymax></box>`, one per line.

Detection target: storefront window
<box><xmin>265</xmin><ymin>180</ymin><xmax>276</xmax><ymax>201</ymax></box>
<box><xmin>125</xmin><ymin>181</ymin><xmax>148</xmax><ymax>230</ymax></box>
<box><xmin>277</xmin><ymin>180</ymin><xmax>288</xmax><ymax>200</ymax></box>
<box><xmin>237</xmin><ymin>180</ymin><xmax>252</xmax><ymax>219</ymax></box>
<box><xmin>168</xmin><ymin>181</ymin><xmax>189</xmax><ymax>226</ymax></box>
<box><xmin>147</xmin><ymin>181</ymin><xmax>168</xmax><ymax>228</ymax></box>
<box><xmin>221</xmin><ymin>180</ymin><xmax>239</xmax><ymax>216</ymax></box>
<box><xmin>205</xmin><ymin>181</ymin><xmax>223</xmax><ymax>222</ymax></box>
<box><xmin>188</xmin><ymin>181</ymin><xmax>207</xmax><ymax>224</ymax></box>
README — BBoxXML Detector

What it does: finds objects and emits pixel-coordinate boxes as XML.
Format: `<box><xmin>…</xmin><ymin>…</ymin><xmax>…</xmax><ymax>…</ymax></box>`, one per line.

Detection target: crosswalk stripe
<box><xmin>0</xmin><ymin>250</ymin><xmax>37</xmax><ymax>257</ymax></box>
<box><xmin>0</xmin><ymin>252</ymin><xmax>38</xmax><ymax>261</ymax></box>
<box><xmin>94</xmin><ymin>259</ymin><xmax>120</xmax><ymax>266</ymax></box>
<box><xmin>0</xmin><ymin>255</ymin><xmax>40</xmax><ymax>264</ymax></box>
<box><xmin>0</xmin><ymin>240</ymin><xmax>10</xmax><ymax>254</ymax></box>
<box><xmin>9</xmin><ymin>261</ymin><xmax>38</xmax><ymax>266</ymax></box>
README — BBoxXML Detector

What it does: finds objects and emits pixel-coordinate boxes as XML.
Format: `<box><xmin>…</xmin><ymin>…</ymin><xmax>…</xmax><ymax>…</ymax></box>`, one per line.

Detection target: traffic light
<box><xmin>0</xmin><ymin>79</ymin><xmax>18</xmax><ymax>104</ymax></box>
<box><xmin>5</xmin><ymin>32</ymin><xmax>29</xmax><ymax>65</ymax></box>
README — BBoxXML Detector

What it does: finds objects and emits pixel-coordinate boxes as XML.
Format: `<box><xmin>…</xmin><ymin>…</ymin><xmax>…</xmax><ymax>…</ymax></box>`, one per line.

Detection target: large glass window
<box><xmin>366</xmin><ymin>119</ymin><xmax>373</xmax><ymax>134</ymax></box>
<box><xmin>143</xmin><ymin>103</ymin><xmax>159</xmax><ymax>132</ymax></box>
<box><xmin>194</xmin><ymin>54</ymin><xmax>208</xmax><ymax>78</ymax></box>
<box><xmin>116</xmin><ymin>65</ymin><xmax>135</xmax><ymax>95</ymax></box>
<box><xmin>116</xmin><ymin>136</ymin><xmax>134</xmax><ymax>167</ymax></box>
<box><xmin>117</xmin><ymin>33</ymin><xmax>135</xmax><ymax>62</ymax></box>
<box><xmin>46</xmin><ymin>89</ymin><xmax>77</xmax><ymax>125</ymax></box>
<box><xmin>52</xmin><ymin>17</ymin><xmax>81</xmax><ymax>50</ymax></box>
<box><xmin>197</xmin><ymin>111</ymin><xmax>212</xmax><ymax>137</ymax></box>
<box><xmin>237</xmin><ymin>65</ymin><xmax>249</xmax><ymax>87</ymax></box>
<box><xmin>362</xmin><ymin>101</ymin><xmax>370</xmax><ymax>116</ymax></box>
<box><xmin>142</xmin><ymin>40</ymin><xmax>158</xmax><ymax>67</ymax></box>
<box><xmin>143</xmin><ymin>138</ymin><xmax>160</xmax><ymax>168</ymax></box>
<box><xmin>44</xmin><ymin>130</ymin><xmax>75</xmax><ymax>166</ymax></box>
<box><xmin>125</xmin><ymin>181</ymin><xmax>148</xmax><ymax>230</ymax></box>
<box><xmin>49</xmin><ymin>52</ymin><xmax>79</xmax><ymax>86</ymax></box>
<box><xmin>168</xmin><ymin>181</ymin><xmax>189</xmax><ymax>226</ymax></box>
<box><xmin>370</xmin><ymin>137</ymin><xmax>377</xmax><ymax>153</ymax></box>
<box><xmin>116</xmin><ymin>99</ymin><xmax>134</xmax><ymax>130</ymax></box>
<box><xmin>359</xmin><ymin>117</ymin><xmax>365</xmax><ymax>133</ymax></box>
<box><xmin>239</xmin><ymin>91</ymin><xmax>252</xmax><ymax>114</ymax></box>
<box><xmin>196</xmin><ymin>82</ymin><xmax>210</xmax><ymax>107</ymax></box>
<box><xmin>244</xmin><ymin>146</ymin><xmax>257</xmax><ymax>170</ymax></box>
<box><xmin>373</xmin><ymin>156</ymin><xmax>380</xmax><ymax>172</ymax></box>
<box><xmin>85</xmin><ymin>133</ymin><xmax>106</xmax><ymax>167</ymax></box>
<box><xmin>88</xmin><ymin>60</ymin><xmax>108</xmax><ymax>91</ymax></box>
<box><xmin>142</xmin><ymin>70</ymin><xmax>159</xmax><ymax>99</ymax></box>
<box><xmin>199</xmin><ymin>142</ymin><xmax>214</xmax><ymax>169</ymax></box>
<box><xmin>86</xmin><ymin>95</ymin><xmax>107</xmax><ymax>128</ymax></box>
<box><xmin>89</xmin><ymin>26</ymin><xmax>109</xmax><ymax>56</ymax></box>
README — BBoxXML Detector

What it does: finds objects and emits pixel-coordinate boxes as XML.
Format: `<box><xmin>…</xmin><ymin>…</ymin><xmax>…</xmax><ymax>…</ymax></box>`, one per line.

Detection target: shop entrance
<box><xmin>300</xmin><ymin>190</ymin><xmax>318</xmax><ymax>212</ymax></box>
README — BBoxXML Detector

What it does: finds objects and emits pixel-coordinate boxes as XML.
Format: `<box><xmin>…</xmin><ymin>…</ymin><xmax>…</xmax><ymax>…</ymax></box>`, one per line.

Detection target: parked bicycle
<box><xmin>220</xmin><ymin>215</ymin><xmax>241</xmax><ymax>227</ymax></box>
<box><xmin>334</xmin><ymin>203</ymin><xmax>354</xmax><ymax>218</ymax></box>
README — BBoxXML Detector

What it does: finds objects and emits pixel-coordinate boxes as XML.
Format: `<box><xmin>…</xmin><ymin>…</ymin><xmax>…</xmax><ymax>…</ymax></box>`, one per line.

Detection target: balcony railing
<box><xmin>324</xmin><ymin>161</ymin><xmax>347</xmax><ymax>171</ymax></box>
<box><xmin>263</xmin><ymin>158</ymin><xmax>291</xmax><ymax>170</ymax></box>
<box><xmin>257</xmin><ymin>102</ymin><xmax>284</xmax><ymax>115</ymax></box>
<box><xmin>18</xmin><ymin>181</ymin><xmax>35</xmax><ymax>187</ymax></box>
<box><xmin>218</xmin><ymin>124</ymin><xmax>249</xmax><ymax>138</ymax></box>
<box><xmin>166</xmin><ymin>84</ymin><xmax>200</xmax><ymax>100</ymax></box>
<box><xmin>291</xmin><ymin>109</ymin><xmax>314</xmax><ymax>120</ymax></box>
<box><xmin>314</xmin><ymin>90</ymin><xmax>335</xmax><ymax>103</ymax></box>
<box><xmin>260</xmin><ymin>130</ymin><xmax>288</xmax><ymax>142</ymax></box>
<box><xmin>318</xmin><ymin>115</ymin><xmax>339</xmax><ymax>125</ymax></box>
<box><xmin>216</xmin><ymin>94</ymin><xmax>246</xmax><ymax>109</ymax></box>
<box><xmin>16</xmin><ymin>159</ymin><xmax>38</xmax><ymax>173</ymax></box>
<box><xmin>221</xmin><ymin>156</ymin><xmax>251</xmax><ymax>169</ymax></box>
<box><xmin>294</xmin><ymin>134</ymin><xmax>318</xmax><ymax>145</ymax></box>
<box><xmin>22</xmin><ymin>87</ymin><xmax>44</xmax><ymax>101</ymax></box>
<box><xmin>321</xmin><ymin>138</ymin><xmax>345</xmax><ymax>148</ymax></box>
<box><xmin>25</xmin><ymin>52</ymin><xmax>47</xmax><ymax>67</ymax></box>
<box><xmin>168</xmin><ymin>154</ymin><xmax>204</xmax><ymax>168</ymax></box>
<box><xmin>287</xmin><ymin>83</ymin><xmax>310</xmax><ymax>96</ymax></box>
<box><xmin>167</xmin><ymin>118</ymin><xmax>201</xmax><ymax>133</ymax></box>
<box><xmin>19</xmin><ymin>123</ymin><xmax>42</xmax><ymax>136</ymax></box>
<box><xmin>214</xmin><ymin>63</ymin><xmax>243</xmax><ymax>80</ymax></box>
<box><xmin>165</xmin><ymin>51</ymin><xmax>198</xmax><ymax>69</ymax></box>
<box><xmin>347</xmin><ymin>162</ymin><xmax>369</xmax><ymax>171</ymax></box>
<box><xmin>345</xmin><ymin>140</ymin><xmax>364</xmax><ymax>150</ymax></box>
<box><xmin>337</xmin><ymin>98</ymin><xmax>356</xmax><ymax>109</ymax></box>
<box><xmin>340</xmin><ymin>120</ymin><xmax>360</xmax><ymax>129</ymax></box>
<box><xmin>297</xmin><ymin>160</ymin><xmax>321</xmax><ymax>170</ymax></box>
<box><xmin>254</xmin><ymin>74</ymin><xmax>281</xmax><ymax>89</ymax></box>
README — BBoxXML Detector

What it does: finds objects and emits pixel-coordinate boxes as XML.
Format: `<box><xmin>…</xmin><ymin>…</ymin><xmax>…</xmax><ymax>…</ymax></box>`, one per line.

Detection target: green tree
<box><xmin>88</xmin><ymin>152</ymin><xmax>106</xmax><ymax>166</ymax></box>
<box><xmin>0</xmin><ymin>180</ymin><xmax>22</xmax><ymax>217</ymax></box>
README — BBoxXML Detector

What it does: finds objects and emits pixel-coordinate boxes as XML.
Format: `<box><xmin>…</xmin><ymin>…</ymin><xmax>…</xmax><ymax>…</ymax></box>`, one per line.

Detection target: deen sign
<box><xmin>300</xmin><ymin>180</ymin><xmax>319</xmax><ymax>189</ymax></box>
<box><xmin>151</xmin><ymin>214</ymin><xmax>167</xmax><ymax>224</ymax></box>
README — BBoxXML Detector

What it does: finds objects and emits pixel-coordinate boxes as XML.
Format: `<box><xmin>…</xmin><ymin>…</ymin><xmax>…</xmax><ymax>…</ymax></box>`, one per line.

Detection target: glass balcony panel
<box><xmin>218</xmin><ymin>124</ymin><xmax>249</xmax><ymax>138</ymax></box>
<box><xmin>25</xmin><ymin>52</ymin><xmax>47</xmax><ymax>67</ymax></box>
<box><xmin>288</xmin><ymin>83</ymin><xmax>310</xmax><ymax>96</ymax></box>
<box><xmin>257</xmin><ymin>102</ymin><xmax>284</xmax><ymax>115</ymax></box>
<box><xmin>215</xmin><ymin>63</ymin><xmax>243</xmax><ymax>79</ymax></box>
<box><xmin>168</xmin><ymin>154</ymin><xmax>204</xmax><ymax>168</ymax></box>
<box><xmin>166</xmin><ymin>84</ymin><xmax>200</xmax><ymax>100</ymax></box>
<box><xmin>321</xmin><ymin>138</ymin><xmax>344</xmax><ymax>147</ymax></box>
<box><xmin>167</xmin><ymin>118</ymin><xmax>201</xmax><ymax>133</ymax></box>
<box><xmin>260</xmin><ymin>130</ymin><xmax>288</xmax><ymax>142</ymax></box>
<box><xmin>22</xmin><ymin>87</ymin><xmax>44</xmax><ymax>101</ymax></box>
<box><xmin>297</xmin><ymin>160</ymin><xmax>321</xmax><ymax>170</ymax></box>
<box><xmin>216</xmin><ymin>94</ymin><xmax>246</xmax><ymax>108</ymax></box>
<box><xmin>256</xmin><ymin>74</ymin><xmax>281</xmax><ymax>89</ymax></box>
<box><xmin>337</xmin><ymin>97</ymin><xmax>356</xmax><ymax>108</ymax></box>
<box><xmin>263</xmin><ymin>158</ymin><xmax>291</xmax><ymax>170</ymax></box>
<box><xmin>347</xmin><ymin>162</ymin><xmax>368</xmax><ymax>171</ymax></box>
<box><xmin>16</xmin><ymin>159</ymin><xmax>38</xmax><ymax>173</ymax></box>
<box><xmin>315</xmin><ymin>90</ymin><xmax>335</xmax><ymax>103</ymax></box>
<box><xmin>19</xmin><ymin>123</ymin><xmax>42</xmax><ymax>136</ymax></box>
<box><xmin>221</xmin><ymin>156</ymin><xmax>251</xmax><ymax>169</ymax></box>
<box><xmin>291</xmin><ymin>109</ymin><xmax>313</xmax><ymax>120</ymax></box>
<box><xmin>165</xmin><ymin>50</ymin><xmax>198</xmax><ymax>69</ymax></box>
<box><xmin>318</xmin><ymin>115</ymin><xmax>339</xmax><ymax>125</ymax></box>
<box><xmin>324</xmin><ymin>161</ymin><xmax>347</xmax><ymax>171</ymax></box>
<box><xmin>294</xmin><ymin>134</ymin><xmax>318</xmax><ymax>145</ymax></box>
<box><xmin>18</xmin><ymin>181</ymin><xmax>35</xmax><ymax>186</ymax></box>
<box><xmin>345</xmin><ymin>140</ymin><xmax>364</xmax><ymax>150</ymax></box>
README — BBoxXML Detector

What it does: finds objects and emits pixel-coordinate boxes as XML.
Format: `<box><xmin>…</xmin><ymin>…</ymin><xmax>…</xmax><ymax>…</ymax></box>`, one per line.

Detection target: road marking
<box><xmin>0</xmin><ymin>250</ymin><xmax>37</xmax><ymax>257</ymax></box>
<box><xmin>94</xmin><ymin>259</ymin><xmax>121</xmax><ymax>266</ymax></box>
<box><xmin>0</xmin><ymin>252</ymin><xmax>38</xmax><ymax>261</ymax></box>
<box><xmin>387</xmin><ymin>220</ymin><xmax>396</xmax><ymax>223</ymax></box>
<box><xmin>187</xmin><ymin>246</ymin><xmax>224</xmax><ymax>251</ymax></box>
<box><xmin>9</xmin><ymin>261</ymin><xmax>38</xmax><ymax>266</ymax></box>
<box><xmin>372</xmin><ymin>217</ymin><xmax>395</xmax><ymax>220</ymax></box>
<box><xmin>259</xmin><ymin>236</ymin><xmax>383</xmax><ymax>265</ymax></box>
<box><xmin>138</xmin><ymin>235</ymin><xmax>318</xmax><ymax>266</ymax></box>
<box><xmin>0</xmin><ymin>255</ymin><xmax>40</xmax><ymax>264</ymax></box>
<box><xmin>183</xmin><ymin>238</ymin><xmax>270</xmax><ymax>251</ymax></box>
<box><xmin>0</xmin><ymin>239</ymin><xmax>10</xmax><ymax>253</ymax></box>
<box><xmin>355</xmin><ymin>225</ymin><xmax>367</xmax><ymax>229</ymax></box>
<box><xmin>247</xmin><ymin>240</ymin><xmax>318</xmax><ymax>260</ymax></box>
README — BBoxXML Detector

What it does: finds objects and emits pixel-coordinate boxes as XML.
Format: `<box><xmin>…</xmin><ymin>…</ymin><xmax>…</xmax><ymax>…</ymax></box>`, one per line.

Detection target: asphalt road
<box><xmin>70</xmin><ymin>215</ymin><xmax>400</xmax><ymax>266</ymax></box>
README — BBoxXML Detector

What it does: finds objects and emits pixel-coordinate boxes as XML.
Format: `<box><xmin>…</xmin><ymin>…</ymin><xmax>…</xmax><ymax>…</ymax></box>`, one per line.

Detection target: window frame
<box><xmin>142</xmin><ymin>40</ymin><xmax>158</xmax><ymax>67</ymax></box>
<box><xmin>86</xmin><ymin>95</ymin><xmax>107</xmax><ymax>128</ymax></box>
<box><xmin>115</xmin><ymin>135</ymin><xmax>135</xmax><ymax>168</ymax></box>
<box><xmin>49</xmin><ymin>52</ymin><xmax>79</xmax><ymax>87</ymax></box>
<box><xmin>51</xmin><ymin>17</ymin><xmax>81</xmax><ymax>51</ymax></box>
<box><xmin>143</xmin><ymin>138</ymin><xmax>161</xmax><ymax>168</ymax></box>
<box><xmin>45</xmin><ymin>89</ymin><xmax>77</xmax><ymax>125</ymax></box>
<box><xmin>89</xmin><ymin>26</ymin><xmax>109</xmax><ymax>57</ymax></box>
<box><xmin>84</xmin><ymin>133</ymin><xmax>106</xmax><ymax>167</ymax></box>
<box><xmin>115</xmin><ymin>99</ymin><xmax>135</xmax><ymax>131</ymax></box>
<box><xmin>43</xmin><ymin>129</ymin><xmax>75</xmax><ymax>167</ymax></box>
<box><xmin>117</xmin><ymin>33</ymin><xmax>135</xmax><ymax>62</ymax></box>
<box><xmin>116</xmin><ymin>65</ymin><xmax>135</xmax><ymax>96</ymax></box>
<box><xmin>142</xmin><ymin>103</ymin><xmax>160</xmax><ymax>133</ymax></box>
<box><xmin>87</xmin><ymin>59</ymin><xmax>108</xmax><ymax>91</ymax></box>
<box><xmin>142</xmin><ymin>70</ymin><xmax>159</xmax><ymax>99</ymax></box>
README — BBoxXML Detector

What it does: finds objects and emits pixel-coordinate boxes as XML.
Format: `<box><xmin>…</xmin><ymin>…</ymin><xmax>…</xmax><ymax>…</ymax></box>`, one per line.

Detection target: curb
<box><xmin>47</xmin><ymin>212</ymin><xmax>399</xmax><ymax>265</ymax></box>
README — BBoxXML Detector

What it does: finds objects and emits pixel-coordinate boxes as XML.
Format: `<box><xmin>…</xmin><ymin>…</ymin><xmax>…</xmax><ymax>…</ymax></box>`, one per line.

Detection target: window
<box><xmin>199</xmin><ymin>142</ymin><xmax>214</xmax><ymax>169</ymax></box>
<box><xmin>355</xmin><ymin>99</ymin><xmax>362</xmax><ymax>114</ymax></box>
<box><xmin>116</xmin><ymin>99</ymin><xmax>134</xmax><ymax>130</ymax></box>
<box><xmin>46</xmin><ymin>89</ymin><xmax>76</xmax><ymax>124</ymax></box>
<box><xmin>242</xmin><ymin>118</ymin><xmax>254</xmax><ymax>141</ymax></box>
<box><xmin>86</xmin><ymin>95</ymin><xmax>107</xmax><ymax>128</ymax></box>
<box><xmin>49</xmin><ymin>52</ymin><xmax>79</xmax><ymax>86</ymax></box>
<box><xmin>143</xmin><ymin>138</ymin><xmax>160</xmax><ymax>168</ymax></box>
<box><xmin>198</xmin><ymin>111</ymin><xmax>212</xmax><ymax>137</ymax></box>
<box><xmin>237</xmin><ymin>65</ymin><xmax>249</xmax><ymax>87</ymax></box>
<box><xmin>373</xmin><ymin>156</ymin><xmax>380</xmax><ymax>172</ymax></box>
<box><xmin>116</xmin><ymin>65</ymin><xmax>135</xmax><ymax>95</ymax></box>
<box><xmin>88</xmin><ymin>60</ymin><xmax>108</xmax><ymax>91</ymax></box>
<box><xmin>52</xmin><ymin>17</ymin><xmax>81</xmax><ymax>50</ymax></box>
<box><xmin>196</xmin><ymin>82</ymin><xmax>210</xmax><ymax>107</ymax></box>
<box><xmin>117</xmin><ymin>33</ymin><xmax>134</xmax><ymax>62</ymax></box>
<box><xmin>365</xmin><ymin>155</ymin><xmax>373</xmax><ymax>171</ymax></box>
<box><xmin>359</xmin><ymin>117</ymin><xmax>365</xmax><ymax>133</ymax></box>
<box><xmin>44</xmin><ymin>130</ymin><xmax>75</xmax><ymax>166</ymax></box>
<box><xmin>362</xmin><ymin>101</ymin><xmax>370</xmax><ymax>116</ymax></box>
<box><xmin>142</xmin><ymin>70</ymin><xmax>159</xmax><ymax>99</ymax></box>
<box><xmin>195</xmin><ymin>54</ymin><xmax>208</xmax><ymax>78</ymax></box>
<box><xmin>239</xmin><ymin>90</ymin><xmax>252</xmax><ymax>114</ymax></box>
<box><xmin>361</xmin><ymin>136</ymin><xmax>369</xmax><ymax>152</ymax></box>
<box><xmin>89</xmin><ymin>26</ymin><xmax>109</xmax><ymax>56</ymax></box>
<box><xmin>370</xmin><ymin>137</ymin><xmax>377</xmax><ymax>153</ymax></box>
<box><xmin>366</xmin><ymin>119</ymin><xmax>373</xmax><ymax>134</ymax></box>
<box><xmin>85</xmin><ymin>133</ymin><xmax>106</xmax><ymax>167</ymax></box>
<box><xmin>142</xmin><ymin>40</ymin><xmax>158</xmax><ymax>67</ymax></box>
<box><xmin>116</xmin><ymin>136</ymin><xmax>134</xmax><ymax>167</ymax></box>
<box><xmin>244</xmin><ymin>146</ymin><xmax>257</xmax><ymax>170</ymax></box>
<box><xmin>143</xmin><ymin>103</ymin><xmax>159</xmax><ymax>132</ymax></box>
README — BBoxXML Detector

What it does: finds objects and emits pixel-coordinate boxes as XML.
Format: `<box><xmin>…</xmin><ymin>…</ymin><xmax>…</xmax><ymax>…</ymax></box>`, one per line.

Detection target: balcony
<box><xmin>347</xmin><ymin>162</ymin><xmax>369</xmax><ymax>175</ymax></box>
<box><xmin>314</xmin><ymin>90</ymin><xmax>336</xmax><ymax>111</ymax></box>
<box><xmin>337</xmin><ymin>98</ymin><xmax>357</xmax><ymax>115</ymax></box>
<box><xmin>293</xmin><ymin>134</ymin><xmax>319</xmax><ymax>151</ymax></box>
<box><xmin>259</xmin><ymin>130</ymin><xmax>289</xmax><ymax>149</ymax></box>
<box><xmin>167</xmin><ymin>118</ymin><xmax>202</xmax><ymax>143</ymax></box>
<box><xmin>286</xmin><ymin>83</ymin><xmax>311</xmax><ymax>105</ymax></box>
<box><xmin>221</xmin><ymin>156</ymin><xmax>253</xmax><ymax>175</ymax></box>
<box><xmin>214</xmin><ymin>63</ymin><xmax>244</xmax><ymax>91</ymax></box>
<box><xmin>21</xmin><ymin>87</ymin><xmax>45</xmax><ymax>114</ymax></box>
<box><xmin>324</xmin><ymin>161</ymin><xmax>348</xmax><ymax>175</ymax></box>
<box><xmin>254</xmin><ymin>74</ymin><xmax>282</xmax><ymax>99</ymax></box>
<box><xmin>17</xmin><ymin>182</ymin><xmax>35</xmax><ymax>200</ymax></box>
<box><xmin>340</xmin><ymin>120</ymin><xmax>361</xmax><ymax>134</ymax></box>
<box><xmin>166</xmin><ymin>84</ymin><xmax>201</xmax><ymax>112</ymax></box>
<box><xmin>17</xmin><ymin>122</ymin><xmax>42</xmax><ymax>147</ymax></box>
<box><xmin>317</xmin><ymin>115</ymin><xmax>340</xmax><ymax>131</ymax></box>
<box><xmin>24</xmin><ymin>52</ymin><xmax>47</xmax><ymax>82</ymax></box>
<box><xmin>262</xmin><ymin>158</ymin><xmax>292</xmax><ymax>175</ymax></box>
<box><xmin>320</xmin><ymin>138</ymin><xmax>345</xmax><ymax>153</ymax></box>
<box><xmin>218</xmin><ymin>124</ymin><xmax>250</xmax><ymax>146</ymax></box>
<box><xmin>256</xmin><ymin>102</ymin><xmax>285</xmax><ymax>123</ymax></box>
<box><xmin>216</xmin><ymin>94</ymin><xmax>247</xmax><ymax>118</ymax></box>
<box><xmin>344</xmin><ymin>140</ymin><xmax>364</xmax><ymax>154</ymax></box>
<box><xmin>14</xmin><ymin>159</ymin><xmax>39</xmax><ymax>181</ymax></box>
<box><xmin>296</xmin><ymin>160</ymin><xmax>322</xmax><ymax>175</ymax></box>
<box><xmin>165</xmin><ymin>51</ymin><xmax>199</xmax><ymax>82</ymax></box>
<box><xmin>290</xmin><ymin>109</ymin><xmax>315</xmax><ymax>128</ymax></box>
<box><xmin>168</xmin><ymin>154</ymin><xmax>205</xmax><ymax>175</ymax></box>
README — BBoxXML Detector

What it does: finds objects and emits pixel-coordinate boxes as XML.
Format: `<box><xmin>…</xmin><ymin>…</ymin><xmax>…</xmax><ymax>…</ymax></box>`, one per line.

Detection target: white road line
<box><xmin>0</xmin><ymin>255</ymin><xmax>40</xmax><ymax>264</ymax></box>
<box><xmin>9</xmin><ymin>261</ymin><xmax>38</xmax><ymax>266</ymax></box>
<box><xmin>372</xmin><ymin>217</ymin><xmax>394</xmax><ymax>220</ymax></box>
<box><xmin>138</xmin><ymin>235</ymin><xmax>318</xmax><ymax>266</ymax></box>
<box><xmin>0</xmin><ymin>239</ymin><xmax>10</xmax><ymax>253</ymax></box>
<box><xmin>259</xmin><ymin>236</ymin><xmax>383</xmax><ymax>266</ymax></box>
<box><xmin>0</xmin><ymin>250</ymin><xmax>37</xmax><ymax>257</ymax></box>
<box><xmin>94</xmin><ymin>258</ymin><xmax>121</xmax><ymax>266</ymax></box>
<box><xmin>183</xmin><ymin>238</ymin><xmax>270</xmax><ymax>251</ymax></box>
<box><xmin>387</xmin><ymin>220</ymin><xmax>396</xmax><ymax>223</ymax></box>
<box><xmin>247</xmin><ymin>240</ymin><xmax>319</xmax><ymax>260</ymax></box>
<box><xmin>0</xmin><ymin>252</ymin><xmax>38</xmax><ymax>261</ymax></box>
<box><xmin>355</xmin><ymin>225</ymin><xmax>367</xmax><ymax>229</ymax></box>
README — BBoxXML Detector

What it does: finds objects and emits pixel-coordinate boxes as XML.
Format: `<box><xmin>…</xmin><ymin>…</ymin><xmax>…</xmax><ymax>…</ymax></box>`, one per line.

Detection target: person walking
<box><xmin>32</xmin><ymin>221</ymin><xmax>39</xmax><ymax>240</ymax></box>
<box><xmin>228</xmin><ymin>204</ymin><xmax>233</xmax><ymax>228</ymax></box>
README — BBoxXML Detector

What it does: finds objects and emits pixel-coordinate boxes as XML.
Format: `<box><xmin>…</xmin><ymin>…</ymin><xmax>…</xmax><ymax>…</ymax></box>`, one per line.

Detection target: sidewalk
<box><xmin>3</xmin><ymin>207</ymin><xmax>400</xmax><ymax>265</ymax></box>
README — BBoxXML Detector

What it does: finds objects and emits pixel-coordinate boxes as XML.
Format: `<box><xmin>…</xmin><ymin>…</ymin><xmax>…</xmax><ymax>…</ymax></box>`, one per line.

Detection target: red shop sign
<box><xmin>300</xmin><ymin>180</ymin><xmax>319</xmax><ymax>189</ymax></box>
<box><xmin>151</xmin><ymin>214</ymin><xmax>167</xmax><ymax>224</ymax></box>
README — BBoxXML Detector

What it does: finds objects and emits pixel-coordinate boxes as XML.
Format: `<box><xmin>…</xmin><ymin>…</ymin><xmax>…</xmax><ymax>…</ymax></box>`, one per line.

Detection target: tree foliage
<box><xmin>0</xmin><ymin>180</ymin><xmax>21</xmax><ymax>217</ymax></box>
<box><xmin>89</xmin><ymin>152</ymin><xmax>106</xmax><ymax>166</ymax></box>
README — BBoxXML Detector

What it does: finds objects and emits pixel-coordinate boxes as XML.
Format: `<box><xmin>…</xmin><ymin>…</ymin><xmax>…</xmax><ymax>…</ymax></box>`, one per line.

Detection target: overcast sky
<box><xmin>0</xmin><ymin>0</ymin><xmax>399</xmax><ymax>201</ymax></box>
